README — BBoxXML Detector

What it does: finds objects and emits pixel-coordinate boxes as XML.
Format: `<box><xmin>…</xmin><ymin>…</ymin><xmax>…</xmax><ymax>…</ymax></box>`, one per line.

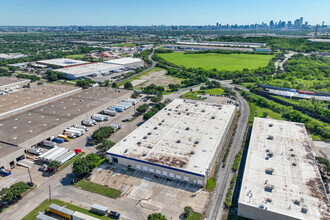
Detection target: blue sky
<box><xmin>0</xmin><ymin>0</ymin><xmax>329</xmax><ymax>26</ymax></box>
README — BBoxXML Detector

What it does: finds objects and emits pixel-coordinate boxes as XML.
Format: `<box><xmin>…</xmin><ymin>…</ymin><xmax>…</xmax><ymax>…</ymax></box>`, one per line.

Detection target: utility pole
<box><xmin>49</xmin><ymin>185</ymin><xmax>52</xmax><ymax>202</ymax></box>
<box><xmin>27</xmin><ymin>166</ymin><xmax>33</xmax><ymax>186</ymax></box>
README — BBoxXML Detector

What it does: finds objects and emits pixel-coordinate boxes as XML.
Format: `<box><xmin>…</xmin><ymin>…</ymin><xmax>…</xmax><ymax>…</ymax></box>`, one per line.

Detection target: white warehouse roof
<box><xmin>57</xmin><ymin>63</ymin><xmax>122</xmax><ymax>79</ymax></box>
<box><xmin>107</xmin><ymin>99</ymin><xmax>236</xmax><ymax>177</ymax></box>
<box><xmin>104</xmin><ymin>57</ymin><xmax>143</xmax><ymax>65</ymax></box>
<box><xmin>238</xmin><ymin>118</ymin><xmax>329</xmax><ymax>220</ymax></box>
<box><xmin>36</xmin><ymin>58</ymin><xmax>89</xmax><ymax>67</ymax></box>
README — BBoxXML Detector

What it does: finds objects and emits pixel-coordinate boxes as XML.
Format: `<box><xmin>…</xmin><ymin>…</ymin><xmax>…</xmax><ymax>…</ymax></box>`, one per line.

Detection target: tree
<box><xmin>183</xmin><ymin>206</ymin><xmax>193</xmax><ymax>218</ymax></box>
<box><xmin>91</xmin><ymin>127</ymin><xmax>114</xmax><ymax>144</ymax></box>
<box><xmin>168</xmin><ymin>83</ymin><xmax>180</xmax><ymax>91</ymax></box>
<box><xmin>104</xmin><ymin>80</ymin><xmax>110</xmax><ymax>87</ymax></box>
<box><xmin>86</xmin><ymin>153</ymin><xmax>100</xmax><ymax>170</ymax></box>
<box><xmin>73</xmin><ymin>158</ymin><xmax>90</xmax><ymax>177</ymax></box>
<box><xmin>147</xmin><ymin>213</ymin><xmax>167</xmax><ymax>220</ymax></box>
<box><xmin>131</xmin><ymin>91</ymin><xmax>140</xmax><ymax>98</ymax></box>
<box><xmin>136</xmin><ymin>104</ymin><xmax>149</xmax><ymax>113</ymax></box>
<box><xmin>124</xmin><ymin>82</ymin><xmax>133</xmax><ymax>90</ymax></box>
<box><xmin>262</xmin><ymin>112</ymin><xmax>269</xmax><ymax>118</ymax></box>
<box><xmin>96</xmin><ymin>140</ymin><xmax>116</xmax><ymax>157</ymax></box>
<box><xmin>8</xmin><ymin>66</ymin><xmax>17</xmax><ymax>72</ymax></box>
<box><xmin>48</xmin><ymin>161</ymin><xmax>60</xmax><ymax>170</ymax></box>
<box><xmin>112</xmin><ymin>82</ymin><xmax>118</xmax><ymax>88</ymax></box>
<box><xmin>143</xmin><ymin>111</ymin><xmax>156</xmax><ymax>120</ymax></box>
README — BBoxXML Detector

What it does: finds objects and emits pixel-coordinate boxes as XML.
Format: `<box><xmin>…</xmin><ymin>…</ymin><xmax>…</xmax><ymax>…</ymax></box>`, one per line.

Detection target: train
<box><xmin>257</xmin><ymin>84</ymin><xmax>330</xmax><ymax>97</ymax></box>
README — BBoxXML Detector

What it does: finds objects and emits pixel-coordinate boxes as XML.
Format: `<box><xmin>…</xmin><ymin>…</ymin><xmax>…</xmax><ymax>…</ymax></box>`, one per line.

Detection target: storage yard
<box><xmin>107</xmin><ymin>99</ymin><xmax>236</xmax><ymax>186</ymax></box>
<box><xmin>0</xmin><ymin>76</ymin><xmax>30</xmax><ymax>90</ymax></box>
<box><xmin>0</xmin><ymin>83</ymin><xmax>81</xmax><ymax>118</ymax></box>
<box><xmin>238</xmin><ymin>118</ymin><xmax>329</xmax><ymax>220</ymax></box>
<box><xmin>0</xmin><ymin>87</ymin><xmax>132</xmax><ymax>152</ymax></box>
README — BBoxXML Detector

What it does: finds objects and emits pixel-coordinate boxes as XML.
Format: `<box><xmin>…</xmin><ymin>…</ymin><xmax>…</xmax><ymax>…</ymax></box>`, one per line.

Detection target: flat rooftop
<box><xmin>0</xmin><ymin>88</ymin><xmax>130</xmax><ymax>146</ymax></box>
<box><xmin>108</xmin><ymin>99</ymin><xmax>236</xmax><ymax>176</ymax></box>
<box><xmin>0</xmin><ymin>77</ymin><xmax>29</xmax><ymax>88</ymax></box>
<box><xmin>0</xmin><ymin>143</ymin><xmax>23</xmax><ymax>159</ymax></box>
<box><xmin>36</xmin><ymin>58</ymin><xmax>89</xmax><ymax>67</ymax></box>
<box><xmin>0</xmin><ymin>83</ymin><xmax>79</xmax><ymax>114</ymax></box>
<box><xmin>104</xmin><ymin>57</ymin><xmax>143</xmax><ymax>65</ymax></box>
<box><xmin>57</xmin><ymin>63</ymin><xmax>121</xmax><ymax>75</ymax></box>
<box><xmin>239</xmin><ymin>118</ymin><xmax>329</xmax><ymax>220</ymax></box>
<box><xmin>0</xmin><ymin>53</ymin><xmax>28</xmax><ymax>60</ymax></box>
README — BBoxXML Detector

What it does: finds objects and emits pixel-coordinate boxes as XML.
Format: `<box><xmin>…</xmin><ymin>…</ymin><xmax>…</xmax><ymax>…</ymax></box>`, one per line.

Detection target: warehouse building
<box><xmin>0</xmin><ymin>143</ymin><xmax>24</xmax><ymax>169</ymax></box>
<box><xmin>104</xmin><ymin>57</ymin><xmax>144</xmax><ymax>69</ymax></box>
<box><xmin>107</xmin><ymin>99</ymin><xmax>236</xmax><ymax>186</ymax></box>
<box><xmin>0</xmin><ymin>87</ymin><xmax>132</xmax><ymax>151</ymax></box>
<box><xmin>36</xmin><ymin>58</ymin><xmax>90</xmax><ymax>68</ymax></box>
<box><xmin>238</xmin><ymin>118</ymin><xmax>329</xmax><ymax>220</ymax></box>
<box><xmin>57</xmin><ymin>63</ymin><xmax>122</xmax><ymax>79</ymax></box>
<box><xmin>0</xmin><ymin>53</ymin><xmax>28</xmax><ymax>60</ymax></box>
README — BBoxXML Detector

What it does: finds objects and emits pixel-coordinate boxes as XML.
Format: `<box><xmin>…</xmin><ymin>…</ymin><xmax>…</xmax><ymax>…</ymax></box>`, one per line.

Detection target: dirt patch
<box><xmin>136</xmin><ymin>70</ymin><xmax>182</xmax><ymax>89</ymax></box>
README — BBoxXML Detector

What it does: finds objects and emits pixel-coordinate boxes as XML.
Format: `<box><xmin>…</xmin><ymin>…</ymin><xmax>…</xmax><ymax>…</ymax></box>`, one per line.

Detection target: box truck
<box><xmin>69</xmin><ymin>127</ymin><xmax>85</xmax><ymax>135</ymax></box>
<box><xmin>103</xmin><ymin>109</ymin><xmax>117</xmax><ymax>116</ymax></box>
<box><xmin>27</xmin><ymin>147</ymin><xmax>43</xmax><ymax>155</ymax></box>
<box><xmin>0</xmin><ymin>168</ymin><xmax>11</xmax><ymax>176</ymax></box>
<box><xmin>76</xmin><ymin>125</ymin><xmax>88</xmax><ymax>131</ymax></box>
<box><xmin>63</xmin><ymin>131</ymin><xmax>76</xmax><ymax>139</ymax></box>
<box><xmin>115</xmin><ymin>104</ymin><xmax>128</xmax><ymax>110</ymax></box>
<box><xmin>57</xmin><ymin>135</ymin><xmax>70</xmax><ymax>142</ymax></box>
<box><xmin>43</xmin><ymin>140</ymin><xmax>57</xmax><ymax>148</ymax></box>
<box><xmin>64</xmin><ymin>129</ymin><xmax>82</xmax><ymax>137</ymax></box>
<box><xmin>52</xmin><ymin>137</ymin><xmax>65</xmax><ymax>143</ymax></box>
<box><xmin>82</xmin><ymin>119</ymin><xmax>96</xmax><ymax>126</ymax></box>
<box><xmin>113</xmin><ymin>106</ymin><xmax>125</xmax><ymax>112</ymax></box>
<box><xmin>92</xmin><ymin>114</ymin><xmax>109</xmax><ymax>121</ymax></box>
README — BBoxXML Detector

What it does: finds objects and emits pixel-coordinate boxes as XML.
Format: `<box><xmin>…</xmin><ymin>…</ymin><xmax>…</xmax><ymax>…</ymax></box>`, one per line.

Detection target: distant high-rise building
<box><xmin>270</xmin><ymin>20</ymin><xmax>274</xmax><ymax>28</ymax></box>
<box><xmin>287</xmin><ymin>21</ymin><xmax>292</xmax><ymax>28</ymax></box>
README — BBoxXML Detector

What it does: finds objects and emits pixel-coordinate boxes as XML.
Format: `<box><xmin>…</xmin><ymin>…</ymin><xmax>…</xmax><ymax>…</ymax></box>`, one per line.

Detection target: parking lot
<box><xmin>88</xmin><ymin>163</ymin><xmax>210</xmax><ymax>219</ymax></box>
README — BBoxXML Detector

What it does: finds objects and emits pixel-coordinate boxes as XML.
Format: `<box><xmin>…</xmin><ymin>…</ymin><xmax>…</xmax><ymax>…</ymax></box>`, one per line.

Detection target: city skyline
<box><xmin>0</xmin><ymin>0</ymin><xmax>329</xmax><ymax>26</ymax></box>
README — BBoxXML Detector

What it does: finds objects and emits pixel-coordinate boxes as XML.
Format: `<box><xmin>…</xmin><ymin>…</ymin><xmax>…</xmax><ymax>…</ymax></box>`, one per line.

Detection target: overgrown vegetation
<box><xmin>232</xmin><ymin>150</ymin><xmax>243</xmax><ymax>172</ymax></box>
<box><xmin>91</xmin><ymin>127</ymin><xmax>115</xmax><ymax>144</ymax></box>
<box><xmin>16</xmin><ymin>73</ymin><xmax>40</xmax><ymax>81</ymax></box>
<box><xmin>96</xmin><ymin>139</ymin><xmax>116</xmax><ymax>157</ymax></box>
<box><xmin>0</xmin><ymin>182</ymin><xmax>31</xmax><ymax>212</ymax></box>
<box><xmin>206</xmin><ymin>177</ymin><xmax>217</xmax><ymax>192</ymax></box>
<box><xmin>147</xmin><ymin>213</ymin><xmax>167</xmax><ymax>220</ymax></box>
<box><xmin>224</xmin><ymin>174</ymin><xmax>238</xmax><ymax>208</ymax></box>
<box><xmin>72</xmin><ymin>153</ymin><xmax>101</xmax><ymax>177</ymax></box>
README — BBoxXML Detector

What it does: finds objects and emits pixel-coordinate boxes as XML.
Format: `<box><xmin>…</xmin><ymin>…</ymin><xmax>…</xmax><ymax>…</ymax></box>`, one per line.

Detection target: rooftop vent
<box><xmin>124</xmin><ymin>149</ymin><xmax>128</xmax><ymax>153</ymax></box>
<box><xmin>292</xmin><ymin>163</ymin><xmax>297</xmax><ymax>166</ymax></box>
<box><xmin>267</xmin><ymin>135</ymin><xmax>273</xmax><ymax>140</ymax></box>
<box><xmin>211</xmin><ymin>116</ymin><xmax>215</xmax><ymax>119</ymax></box>
<box><xmin>264</xmin><ymin>184</ymin><xmax>274</xmax><ymax>193</ymax></box>
<box><xmin>147</xmin><ymin>132</ymin><xmax>152</xmax><ymax>135</ymax></box>
<box><xmin>190</xmin><ymin>151</ymin><xmax>195</xmax><ymax>155</ymax></box>
<box><xmin>266</xmin><ymin>198</ymin><xmax>272</xmax><ymax>203</ymax></box>
<box><xmin>291</xmin><ymin>154</ymin><xmax>295</xmax><ymax>157</ymax></box>
<box><xmin>161</xmin><ymin>119</ymin><xmax>165</xmax><ymax>122</ymax></box>
<box><xmin>194</xmin><ymin>141</ymin><xmax>199</xmax><ymax>145</ymax></box>
<box><xmin>154</xmin><ymin>127</ymin><xmax>158</xmax><ymax>130</ymax></box>
<box><xmin>201</xmin><ymin>109</ymin><xmax>205</xmax><ymax>112</ymax></box>
<box><xmin>176</xmin><ymin>140</ymin><xmax>181</xmax><ymax>143</ymax></box>
<box><xmin>143</xmin><ymin>136</ymin><xmax>147</xmax><ymax>139</ymax></box>
<box><xmin>265</xmin><ymin>168</ymin><xmax>274</xmax><ymax>175</ymax></box>
<box><xmin>301</xmin><ymin>205</ymin><xmax>308</xmax><ymax>214</ymax></box>
<box><xmin>268</xmin><ymin>124</ymin><xmax>273</xmax><ymax>127</ymax></box>
<box><xmin>137</xmin><ymin>142</ymin><xmax>141</xmax><ymax>145</ymax></box>
<box><xmin>290</xmin><ymin>148</ymin><xmax>293</xmax><ymax>151</ymax></box>
<box><xmin>294</xmin><ymin>200</ymin><xmax>300</xmax><ymax>205</ymax></box>
<box><xmin>158</xmin><ymin>123</ymin><xmax>162</xmax><ymax>126</ymax></box>
<box><xmin>142</xmin><ymin>153</ymin><xmax>147</xmax><ymax>157</ymax></box>
<box><xmin>186</xmin><ymin>127</ymin><xmax>190</xmax><ymax>130</ymax></box>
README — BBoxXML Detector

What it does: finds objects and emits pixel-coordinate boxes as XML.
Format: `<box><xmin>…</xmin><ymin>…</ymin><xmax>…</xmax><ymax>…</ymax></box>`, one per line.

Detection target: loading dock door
<box><xmin>143</xmin><ymin>166</ymin><xmax>148</xmax><ymax>171</ymax></box>
<box><xmin>183</xmin><ymin>176</ymin><xmax>189</xmax><ymax>182</ymax></box>
<box><xmin>156</xmin><ymin>170</ymin><xmax>161</xmax><ymax>175</ymax></box>
<box><xmin>162</xmin><ymin>171</ymin><xmax>168</xmax><ymax>176</ymax></box>
<box><xmin>169</xmin><ymin>173</ymin><xmax>175</xmax><ymax>178</ymax></box>
<box><xmin>136</xmin><ymin>165</ymin><xmax>141</xmax><ymax>170</ymax></box>
<box><xmin>176</xmin><ymin>175</ymin><xmax>181</xmax><ymax>180</ymax></box>
<box><xmin>197</xmin><ymin>180</ymin><xmax>203</xmax><ymax>185</ymax></box>
<box><xmin>149</xmin><ymin>168</ymin><xmax>154</xmax><ymax>173</ymax></box>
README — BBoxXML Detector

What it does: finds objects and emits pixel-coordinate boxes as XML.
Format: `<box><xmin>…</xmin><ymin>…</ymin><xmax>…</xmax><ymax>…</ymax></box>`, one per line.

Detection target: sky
<box><xmin>0</xmin><ymin>0</ymin><xmax>329</xmax><ymax>26</ymax></box>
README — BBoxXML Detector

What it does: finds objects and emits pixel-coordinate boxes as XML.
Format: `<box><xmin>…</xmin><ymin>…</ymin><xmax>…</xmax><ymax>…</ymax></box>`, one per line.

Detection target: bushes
<box><xmin>136</xmin><ymin>104</ymin><xmax>149</xmax><ymax>113</ymax></box>
<box><xmin>0</xmin><ymin>182</ymin><xmax>30</xmax><ymax>209</ymax></box>
<box><xmin>96</xmin><ymin>140</ymin><xmax>116</xmax><ymax>157</ymax></box>
<box><xmin>206</xmin><ymin>177</ymin><xmax>216</xmax><ymax>192</ymax></box>
<box><xmin>224</xmin><ymin>174</ymin><xmax>238</xmax><ymax>208</ymax></box>
<box><xmin>148</xmin><ymin>213</ymin><xmax>167</xmax><ymax>220</ymax></box>
<box><xmin>16</xmin><ymin>73</ymin><xmax>40</xmax><ymax>81</ymax></box>
<box><xmin>232</xmin><ymin>150</ymin><xmax>243</xmax><ymax>172</ymax></box>
<box><xmin>72</xmin><ymin>153</ymin><xmax>100</xmax><ymax>177</ymax></box>
<box><xmin>143</xmin><ymin>102</ymin><xmax>166</xmax><ymax>120</ymax></box>
<box><xmin>91</xmin><ymin>127</ymin><xmax>114</xmax><ymax>144</ymax></box>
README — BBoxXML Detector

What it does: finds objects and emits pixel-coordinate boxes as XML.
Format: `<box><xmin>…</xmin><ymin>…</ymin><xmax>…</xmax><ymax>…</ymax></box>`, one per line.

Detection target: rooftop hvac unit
<box><xmin>267</xmin><ymin>135</ymin><xmax>273</xmax><ymax>140</ymax></box>
<box><xmin>294</xmin><ymin>199</ymin><xmax>300</xmax><ymax>205</ymax></box>
<box><xmin>268</xmin><ymin>124</ymin><xmax>273</xmax><ymax>127</ymax></box>
<box><xmin>264</xmin><ymin>184</ymin><xmax>274</xmax><ymax>192</ymax></box>
<box><xmin>301</xmin><ymin>205</ymin><xmax>308</xmax><ymax>214</ymax></box>
<box><xmin>265</xmin><ymin>168</ymin><xmax>274</xmax><ymax>175</ymax></box>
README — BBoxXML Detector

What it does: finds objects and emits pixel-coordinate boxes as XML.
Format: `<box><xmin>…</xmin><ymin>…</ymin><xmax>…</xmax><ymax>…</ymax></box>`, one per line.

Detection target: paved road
<box><xmin>206</xmin><ymin>81</ymin><xmax>250</xmax><ymax>220</ymax></box>
<box><xmin>273</xmin><ymin>51</ymin><xmax>296</xmax><ymax>76</ymax></box>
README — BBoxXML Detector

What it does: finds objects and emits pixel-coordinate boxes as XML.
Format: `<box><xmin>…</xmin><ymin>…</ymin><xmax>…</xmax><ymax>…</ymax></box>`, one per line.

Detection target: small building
<box><xmin>0</xmin><ymin>144</ymin><xmax>25</xmax><ymax>169</ymax></box>
<box><xmin>238</xmin><ymin>118</ymin><xmax>329</xmax><ymax>220</ymax></box>
<box><xmin>104</xmin><ymin>57</ymin><xmax>144</xmax><ymax>69</ymax></box>
<box><xmin>48</xmin><ymin>204</ymin><xmax>74</xmax><ymax>219</ymax></box>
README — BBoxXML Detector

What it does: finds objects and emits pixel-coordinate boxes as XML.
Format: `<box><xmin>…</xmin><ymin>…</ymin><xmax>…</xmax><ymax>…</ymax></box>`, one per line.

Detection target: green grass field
<box><xmin>182</xmin><ymin>88</ymin><xmax>225</xmax><ymax>100</ymax></box>
<box><xmin>248</xmin><ymin>102</ymin><xmax>283</xmax><ymax>125</ymax></box>
<box><xmin>65</xmin><ymin>54</ymin><xmax>85</xmax><ymax>60</ymax></box>
<box><xmin>158</xmin><ymin>52</ymin><xmax>273</xmax><ymax>71</ymax></box>
<box><xmin>22</xmin><ymin>199</ymin><xmax>114</xmax><ymax>220</ymax></box>
<box><xmin>75</xmin><ymin>180</ymin><xmax>122</xmax><ymax>198</ymax></box>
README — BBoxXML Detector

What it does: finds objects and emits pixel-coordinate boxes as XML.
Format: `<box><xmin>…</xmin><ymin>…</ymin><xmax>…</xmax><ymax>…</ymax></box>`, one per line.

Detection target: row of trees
<box><xmin>241</xmin><ymin>90</ymin><xmax>330</xmax><ymax>140</ymax></box>
<box><xmin>0</xmin><ymin>182</ymin><xmax>31</xmax><ymax>211</ymax></box>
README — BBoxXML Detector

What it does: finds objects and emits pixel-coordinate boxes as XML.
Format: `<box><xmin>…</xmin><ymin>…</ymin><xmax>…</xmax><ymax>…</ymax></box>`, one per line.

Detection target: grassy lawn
<box><xmin>158</xmin><ymin>52</ymin><xmax>273</xmax><ymax>71</ymax></box>
<box><xmin>57</xmin><ymin>152</ymin><xmax>85</xmax><ymax>172</ymax></box>
<box><xmin>181</xmin><ymin>91</ymin><xmax>203</xmax><ymax>100</ymax></box>
<box><xmin>117</xmin><ymin>67</ymin><xmax>164</xmax><ymax>87</ymax></box>
<box><xmin>114</xmin><ymin>43</ymin><xmax>136</xmax><ymax>47</ymax></box>
<box><xmin>205</xmin><ymin>177</ymin><xmax>216</xmax><ymax>192</ymax></box>
<box><xmin>22</xmin><ymin>199</ymin><xmax>114</xmax><ymax>220</ymax></box>
<box><xmin>201</xmin><ymin>88</ymin><xmax>225</xmax><ymax>95</ymax></box>
<box><xmin>65</xmin><ymin>54</ymin><xmax>85</xmax><ymax>60</ymax></box>
<box><xmin>75</xmin><ymin>180</ymin><xmax>121</xmax><ymax>199</ymax></box>
<box><xmin>182</xmin><ymin>88</ymin><xmax>225</xmax><ymax>100</ymax></box>
<box><xmin>187</xmin><ymin>212</ymin><xmax>203</xmax><ymax>220</ymax></box>
<box><xmin>247</xmin><ymin>102</ymin><xmax>283</xmax><ymax>124</ymax></box>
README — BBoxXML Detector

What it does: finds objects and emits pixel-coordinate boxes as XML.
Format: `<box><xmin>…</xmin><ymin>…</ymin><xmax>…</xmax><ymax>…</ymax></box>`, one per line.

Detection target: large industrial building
<box><xmin>0</xmin><ymin>144</ymin><xmax>24</xmax><ymax>169</ymax></box>
<box><xmin>238</xmin><ymin>118</ymin><xmax>329</xmax><ymax>220</ymax></box>
<box><xmin>107</xmin><ymin>99</ymin><xmax>236</xmax><ymax>186</ymax></box>
<box><xmin>56</xmin><ymin>63</ymin><xmax>122</xmax><ymax>79</ymax></box>
<box><xmin>36</xmin><ymin>58</ymin><xmax>90</xmax><ymax>68</ymax></box>
<box><xmin>104</xmin><ymin>57</ymin><xmax>144</xmax><ymax>69</ymax></box>
<box><xmin>0</xmin><ymin>76</ymin><xmax>30</xmax><ymax>91</ymax></box>
<box><xmin>0</xmin><ymin>87</ymin><xmax>132</xmax><ymax>169</ymax></box>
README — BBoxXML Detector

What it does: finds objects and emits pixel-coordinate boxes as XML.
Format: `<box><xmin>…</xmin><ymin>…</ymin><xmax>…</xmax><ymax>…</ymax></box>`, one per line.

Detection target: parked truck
<box><xmin>64</xmin><ymin>129</ymin><xmax>82</xmax><ymax>137</ymax></box>
<box><xmin>82</xmin><ymin>119</ymin><xmax>97</xmax><ymax>126</ymax></box>
<box><xmin>103</xmin><ymin>109</ymin><xmax>117</xmax><ymax>116</ymax></box>
<box><xmin>76</xmin><ymin>125</ymin><xmax>88</xmax><ymax>131</ymax></box>
<box><xmin>63</xmin><ymin>131</ymin><xmax>76</xmax><ymax>139</ymax></box>
<box><xmin>27</xmin><ymin>147</ymin><xmax>43</xmax><ymax>155</ymax></box>
<box><xmin>57</xmin><ymin>135</ymin><xmax>70</xmax><ymax>142</ymax></box>
<box><xmin>109</xmin><ymin>123</ymin><xmax>121</xmax><ymax>131</ymax></box>
<box><xmin>52</xmin><ymin>137</ymin><xmax>65</xmax><ymax>143</ymax></box>
<box><xmin>69</xmin><ymin>127</ymin><xmax>85</xmax><ymax>135</ymax></box>
<box><xmin>125</xmin><ymin>98</ymin><xmax>138</xmax><ymax>105</ymax></box>
<box><xmin>43</xmin><ymin>140</ymin><xmax>57</xmax><ymax>148</ymax></box>
<box><xmin>113</xmin><ymin>105</ymin><xmax>125</xmax><ymax>111</ymax></box>
<box><xmin>0</xmin><ymin>168</ymin><xmax>11</xmax><ymax>176</ymax></box>
<box><xmin>119</xmin><ymin>101</ymin><xmax>132</xmax><ymax>107</ymax></box>
<box><xmin>115</xmin><ymin>104</ymin><xmax>128</xmax><ymax>110</ymax></box>
<box><xmin>91</xmin><ymin>114</ymin><xmax>109</xmax><ymax>122</ymax></box>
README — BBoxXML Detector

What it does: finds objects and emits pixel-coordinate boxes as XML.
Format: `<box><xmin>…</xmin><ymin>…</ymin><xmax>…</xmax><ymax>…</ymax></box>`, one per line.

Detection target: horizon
<box><xmin>0</xmin><ymin>0</ymin><xmax>329</xmax><ymax>26</ymax></box>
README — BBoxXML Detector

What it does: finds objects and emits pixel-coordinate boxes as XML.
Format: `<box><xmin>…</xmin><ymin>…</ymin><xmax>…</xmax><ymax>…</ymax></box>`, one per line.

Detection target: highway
<box><xmin>206</xmin><ymin>80</ymin><xmax>250</xmax><ymax>220</ymax></box>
